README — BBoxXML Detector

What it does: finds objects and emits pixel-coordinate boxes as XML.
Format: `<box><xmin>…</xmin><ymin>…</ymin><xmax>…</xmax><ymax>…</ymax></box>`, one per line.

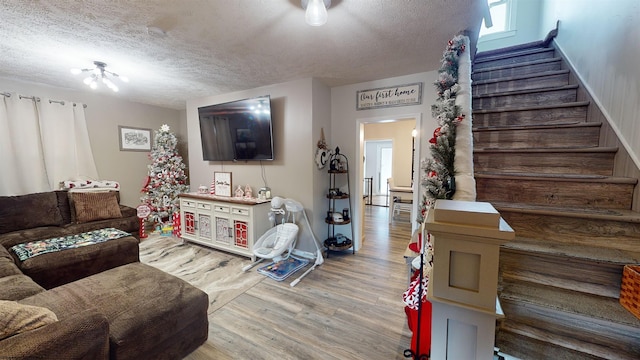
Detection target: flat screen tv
<box><xmin>198</xmin><ymin>95</ymin><xmax>274</xmax><ymax>161</ymax></box>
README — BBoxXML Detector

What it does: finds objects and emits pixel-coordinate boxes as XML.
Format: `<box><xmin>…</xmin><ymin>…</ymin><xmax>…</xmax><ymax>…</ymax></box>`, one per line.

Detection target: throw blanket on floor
<box><xmin>11</xmin><ymin>228</ymin><xmax>130</xmax><ymax>261</ymax></box>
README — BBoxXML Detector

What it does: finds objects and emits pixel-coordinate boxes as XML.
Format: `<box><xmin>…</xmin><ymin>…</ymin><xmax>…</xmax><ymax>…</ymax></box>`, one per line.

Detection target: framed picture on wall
<box><xmin>119</xmin><ymin>126</ymin><xmax>152</xmax><ymax>151</ymax></box>
<box><xmin>214</xmin><ymin>172</ymin><xmax>232</xmax><ymax>197</ymax></box>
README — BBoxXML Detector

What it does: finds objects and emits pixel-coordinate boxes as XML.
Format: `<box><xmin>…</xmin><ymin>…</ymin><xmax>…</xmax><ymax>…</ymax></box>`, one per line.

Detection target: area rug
<box><xmin>139</xmin><ymin>234</ymin><xmax>265</xmax><ymax>314</ymax></box>
<box><xmin>257</xmin><ymin>256</ymin><xmax>309</xmax><ymax>281</ymax></box>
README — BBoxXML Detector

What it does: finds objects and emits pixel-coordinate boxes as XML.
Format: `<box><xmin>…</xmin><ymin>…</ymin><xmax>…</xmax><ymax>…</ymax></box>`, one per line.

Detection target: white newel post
<box><xmin>425</xmin><ymin>199</ymin><xmax>514</xmax><ymax>359</ymax></box>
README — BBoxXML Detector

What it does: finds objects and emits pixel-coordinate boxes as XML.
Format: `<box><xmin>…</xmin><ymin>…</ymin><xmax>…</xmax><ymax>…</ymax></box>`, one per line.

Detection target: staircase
<box><xmin>472</xmin><ymin>40</ymin><xmax>640</xmax><ymax>359</ymax></box>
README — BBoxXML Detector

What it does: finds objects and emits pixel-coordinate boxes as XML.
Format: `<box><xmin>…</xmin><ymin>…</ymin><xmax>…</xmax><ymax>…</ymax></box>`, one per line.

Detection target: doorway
<box><xmin>364</xmin><ymin>140</ymin><xmax>393</xmax><ymax>205</ymax></box>
<box><xmin>357</xmin><ymin>117</ymin><xmax>421</xmax><ymax>247</ymax></box>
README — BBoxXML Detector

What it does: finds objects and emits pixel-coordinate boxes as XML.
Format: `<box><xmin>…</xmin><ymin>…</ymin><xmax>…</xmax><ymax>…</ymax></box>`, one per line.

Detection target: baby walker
<box><xmin>242</xmin><ymin>196</ymin><xmax>324</xmax><ymax>287</ymax></box>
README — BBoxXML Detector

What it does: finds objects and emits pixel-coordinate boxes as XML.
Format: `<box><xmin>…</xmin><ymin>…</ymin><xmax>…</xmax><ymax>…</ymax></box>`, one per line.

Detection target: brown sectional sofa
<box><xmin>0</xmin><ymin>191</ymin><xmax>209</xmax><ymax>359</ymax></box>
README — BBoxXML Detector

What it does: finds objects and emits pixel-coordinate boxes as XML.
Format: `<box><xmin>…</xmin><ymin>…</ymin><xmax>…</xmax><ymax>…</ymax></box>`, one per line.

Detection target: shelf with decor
<box><xmin>324</xmin><ymin>148</ymin><xmax>355</xmax><ymax>256</ymax></box>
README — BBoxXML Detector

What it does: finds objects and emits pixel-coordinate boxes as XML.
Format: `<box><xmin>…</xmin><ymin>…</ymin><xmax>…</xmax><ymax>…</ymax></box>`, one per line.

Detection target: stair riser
<box><xmin>500</xmin><ymin>249</ymin><xmax>623</xmax><ymax>298</ymax></box>
<box><xmin>473</xmin><ymin>105</ymin><xmax>588</xmax><ymax>127</ymax></box>
<box><xmin>473</xmin><ymin>49</ymin><xmax>556</xmax><ymax>70</ymax></box>
<box><xmin>473</xmin><ymin>88</ymin><xmax>577</xmax><ymax>110</ymax></box>
<box><xmin>473</xmin><ymin>126</ymin><xmax>600</xmax><ymax>149</ymax></box>
<box><xmin>496</xmin><ymin>210</ymin><xmax>640</xmax><ymax>253</ymax></box>
<box><xmin>472</xmin><ymin>60</ymin><xmax>562</xmax><ymax>81</ymax></box>
<box><xmin>499</xmin><ymin>301</ymin><xmax>640</xmax><ymax>360</ymax></box>
<box><xmin>476</xmin><ymin>177</ymin><xmax>634</xmax><ymax>210</ymax></box>
<box><xmin>474</xmin><ymin>151</ymin><xmax>614</xmax><ymax>175</ymax></box>
<box><xmin>473</xmin><ymin>72</ymin><xmax>569</xmax><ymax>96</ymax></box>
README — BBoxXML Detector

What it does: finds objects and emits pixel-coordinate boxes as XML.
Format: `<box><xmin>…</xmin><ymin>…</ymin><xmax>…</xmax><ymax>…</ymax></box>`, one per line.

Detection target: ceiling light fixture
<box><xmin>70</xmin><ymin>61</ymin><xmax>128</xmax><ymax>92</ymax></box>
<box><xmin>302</xmin><ymin>0</ymin><xmax>331</xmax><ymax>26</ymax></box>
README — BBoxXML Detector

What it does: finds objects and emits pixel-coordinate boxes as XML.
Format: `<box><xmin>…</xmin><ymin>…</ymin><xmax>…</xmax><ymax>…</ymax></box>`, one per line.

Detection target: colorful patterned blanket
<box><xmin>11</xmin><ymin>228</ymin><xmax>131</xmax><ymax>261</ymax></box>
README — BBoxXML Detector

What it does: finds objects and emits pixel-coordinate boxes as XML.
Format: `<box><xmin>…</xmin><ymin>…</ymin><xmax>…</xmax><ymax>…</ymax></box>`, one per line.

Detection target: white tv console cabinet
<box><xmin>179</xmin><ymin>193</ymin><xmax>272</xmax><ymax>261</ymax></box>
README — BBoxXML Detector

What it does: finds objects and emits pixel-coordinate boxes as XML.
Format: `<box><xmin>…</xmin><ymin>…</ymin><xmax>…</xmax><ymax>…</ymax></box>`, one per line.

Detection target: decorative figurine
<box><xmin>234</xmin><ymin>185</ymin><xmax>244</xmax><ymax>198</ymax></box>
<box><xmin>244</xmin><ymin>184</ymin><xmax>253</xmax><ymax>199</ymax></box>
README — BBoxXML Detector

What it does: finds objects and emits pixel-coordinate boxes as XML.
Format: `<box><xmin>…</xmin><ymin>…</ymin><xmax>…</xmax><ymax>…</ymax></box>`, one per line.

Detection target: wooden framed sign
<box><xmin>356</xmin><ymin>82</ymin><xmax>423</xmax><ymax>110</ymax></box>
<box><xmin>213</xmin><ymin>172</ymin><xmax>232</xmax><ymax>197</ymax></box>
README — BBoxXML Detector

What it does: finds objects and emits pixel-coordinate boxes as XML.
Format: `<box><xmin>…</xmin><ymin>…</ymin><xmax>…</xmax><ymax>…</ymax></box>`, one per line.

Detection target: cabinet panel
<box><xmin>234</xmin><ymin>220</ymin><xmax>249</xmax><ymax>248</ymax></box>
<box><xmin>198</xmin><ymin>213</ymin><xmax>212</xmax><ymax>241</ymax></box>
<box><xmin>215</xmin><ymin>216</ymin><xmax>232</xmax><ymax>245</ymax></box>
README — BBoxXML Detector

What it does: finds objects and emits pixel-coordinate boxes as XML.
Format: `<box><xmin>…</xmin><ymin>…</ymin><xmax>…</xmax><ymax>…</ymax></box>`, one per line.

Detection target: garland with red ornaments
<box><xmin>416</xmin><ymin>35</ymin><xmax>467</xmax><ymax>224</ymax></box>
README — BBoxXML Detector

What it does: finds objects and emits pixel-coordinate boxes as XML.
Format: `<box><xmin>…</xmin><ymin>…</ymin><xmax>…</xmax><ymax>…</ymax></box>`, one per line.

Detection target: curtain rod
<box><xmin>2</xmin><ymin>91</ymin><xmax>87</xmax><ymax>108</ymax></box>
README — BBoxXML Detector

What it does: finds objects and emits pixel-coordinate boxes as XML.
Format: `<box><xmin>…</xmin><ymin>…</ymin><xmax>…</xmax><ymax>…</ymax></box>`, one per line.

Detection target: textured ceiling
<box><xmin>0</xmin><ymin>0</ymin><xmax>487</xmax><ymax>110</ymax></box>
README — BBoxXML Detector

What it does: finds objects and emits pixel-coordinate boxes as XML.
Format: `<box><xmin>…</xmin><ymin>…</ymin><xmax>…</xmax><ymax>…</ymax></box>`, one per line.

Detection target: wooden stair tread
<box><xmin>474</xmin><ymin>40</ymin><xmax>546</xmax><ymax>59</ymax></box>
<box><xmin>472</xmin><ymin>57</ymin><xmax>562</xmax><ymax>74</ymax></box>
<box><xmin>490</xmin><ymin>201</ymin><xmax>640</xmax><ymax>222</ymax></box>
<box><xmin>473</xmin><ymin>84</ymin><xmax>578</xmax><ymax>99</ymax></box>
<box><xmin>474</xmin><ymin>147</ymin><xmax>618</xmax><ymax>154</ymax></box>
<box><xmin>473</xmin><ymin>121</ymin><xmax>601</xmax><ymax>132</ymax></box>
<box><xmin>472</xmin><ymin>101</ymin><xmax>590</xmax><ymax>114</ymax></box>
<box><xmin>496</xmin><ymin>329</ymin><xmax>605</xmax><ymax>360</ymax></box>
<box><xmin>500</xmin><ymin>281</ymin><xmax>640</xmax><ymax>329</ymax></box>
<box><xmin>502</xmin><ymin>236</ymin><xmax>640</xmax><ymax>265</ymax></box>
<box><xmin>472</xmin><ymin>69</ymin><xmax>570</xmax><ymax>85</ymax></box>
<box><xmin>474</xmin><ymin>47</ymin><xmax>554</xmax><ymax>64</ymax></box>
<box><xmin>475</xmin><ymin>172</ymin><xmax>638</xmax><ymax>184</ymax></box>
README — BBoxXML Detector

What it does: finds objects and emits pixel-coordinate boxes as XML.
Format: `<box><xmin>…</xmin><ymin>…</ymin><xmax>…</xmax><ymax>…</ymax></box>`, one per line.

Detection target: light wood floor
<box><xmin>185</xmin><ymin>205</ymin><xmax>414</xmax><ymax>360</ymax></box>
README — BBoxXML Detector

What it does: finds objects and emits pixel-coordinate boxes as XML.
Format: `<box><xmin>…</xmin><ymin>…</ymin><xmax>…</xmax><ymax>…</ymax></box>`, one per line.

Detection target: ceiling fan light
<box><xmin>305</xmin><ymin>0</ymin><xmax>328</xmax><ymax>26</ymax></box>
<box><xmin>72</xmin><ymin>60</ymin><xmax>128</xmax><ymax>91</ymax></box>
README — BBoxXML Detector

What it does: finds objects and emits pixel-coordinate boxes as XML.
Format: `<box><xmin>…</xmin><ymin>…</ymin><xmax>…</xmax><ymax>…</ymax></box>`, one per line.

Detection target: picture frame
<box><xmin>213</xmin><ymin>172</ymin><xmax>232</xmax><ymax>197</ymax></box>
<box><xmin>119</xmin><ymin>126</ymin><xmax>152</xmax><ymax>151</ymax></box>
<box><xmin>356</xmin><ymin>82</ymin><xmax>423</xmax><ymax>110</ymax></box>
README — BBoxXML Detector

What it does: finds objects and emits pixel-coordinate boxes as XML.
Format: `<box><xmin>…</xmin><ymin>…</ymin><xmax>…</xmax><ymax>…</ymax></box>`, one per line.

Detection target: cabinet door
<box><xmin>233</xmin><ymin>220</ymin><xmax>249</xmax><ymax>249</ymax></box>
<box><xmin>181</xmin><ymin>199</ymin><xmax>197</xmax><ymax>237</ymax></box>
<box><xmin>184</xmin><ymin>211</ymin><xmax>196</xmax><ymax>236</ymax></box>
<box><xmin>231</xmin><ymin>206</ymin><xmax>251</xmax><ymax>249</ymax></box>
<box><xmin>198</xmin><ymin>213</ymin><xmax>212</xmax><ymax>241</ymax></box>
<box><xmin>215</xmin><ymin>216</ymin><xmax>232</xmax><ymax>245</ymax></box>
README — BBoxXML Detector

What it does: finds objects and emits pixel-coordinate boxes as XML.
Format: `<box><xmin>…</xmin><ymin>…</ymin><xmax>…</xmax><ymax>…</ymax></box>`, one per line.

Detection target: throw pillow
<box><xmin>71</xmin><ymin>192</ymin><xmax>123</xmax><ymax>224</ymax></box>
<box><xmin>0</xmin><ymin>300</ymin><xmax>58</xmax><ymax>340</ymax></box>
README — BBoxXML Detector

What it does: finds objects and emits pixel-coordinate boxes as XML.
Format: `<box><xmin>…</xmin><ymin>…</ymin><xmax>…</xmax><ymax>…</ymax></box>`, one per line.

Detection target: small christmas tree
<box><xmin>141</xmin><ymin>124</ymin><xmax>189</xmax><ymax>224</ymax></box>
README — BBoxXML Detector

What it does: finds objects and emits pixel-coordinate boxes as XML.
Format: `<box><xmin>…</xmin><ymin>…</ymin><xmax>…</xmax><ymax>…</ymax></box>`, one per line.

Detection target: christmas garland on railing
<box><xmin>417</xmin><ymin>35</ymin><xmax>467</xmax><ymax>223</ymax></box>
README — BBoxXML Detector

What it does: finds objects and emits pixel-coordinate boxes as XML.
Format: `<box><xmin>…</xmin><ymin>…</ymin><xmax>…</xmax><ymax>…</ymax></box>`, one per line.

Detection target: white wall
<box><xmin>331</xmin><ymin>70</ymin><xmax>440</xmax><ymax>246</ymax></box>
<box><xmin>186</xmin><ymin>78</ymin><xmax>330</xmax><ymax>254</ymax></box>
<box><xmin>539</xmin><ymin>0</ymin><xmax>640</xmax><ymax>169</ymax></box>
<box><xmin>0</xmin><ymin>77</ymin><xmax>183</xmax><ymax>207</ymax></box>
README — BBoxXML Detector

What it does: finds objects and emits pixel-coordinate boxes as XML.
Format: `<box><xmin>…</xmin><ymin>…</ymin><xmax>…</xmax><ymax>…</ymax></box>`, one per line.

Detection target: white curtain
<box><xmin>0</xmin><ymin>93</ymin><xmax>98</xmax><ymax>196</ymax></box>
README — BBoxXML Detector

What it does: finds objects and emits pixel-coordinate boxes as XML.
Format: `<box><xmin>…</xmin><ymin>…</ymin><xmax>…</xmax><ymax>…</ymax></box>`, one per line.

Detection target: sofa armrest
<box><xmin>0</xmin><ymin>308</ymin><xmax>109</xmax><ymax>359</ymax></box>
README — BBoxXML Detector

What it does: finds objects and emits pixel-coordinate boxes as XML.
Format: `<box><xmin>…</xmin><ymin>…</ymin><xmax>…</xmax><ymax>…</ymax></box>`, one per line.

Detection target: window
<box><xmin>479</xmin><ymin>0</ymin><xmax>516</xmax><ymax>38</ymax></box>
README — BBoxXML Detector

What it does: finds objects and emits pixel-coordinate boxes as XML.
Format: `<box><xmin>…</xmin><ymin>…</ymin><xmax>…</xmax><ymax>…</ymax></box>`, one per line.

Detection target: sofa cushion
<box><xmin>0</xmin><ymin>251</ymin><xmax>22</xmax><ymax>278</ymax></box>
<box><xmin>54</xmin><ymin>190</ymin><xmax>72</xmax><ymax>224</ymax></box>
<box><xmin>0</xmin><ymin>275</ymin><xmax>45</xmax><ymax>301</ymax></box>
<box><xmin>0</xmin><ymin>300</ymin><xmax>58</xmax><ymax>340</ymax></box>
<box><xmin>71</xmin><ymin>192</ymin><xmax>123</xmax><ymax>224</ymax></box>
<box><xmin>0</xmin><ymin>309</ymin><xmax>109</xmax><ymax>360</ymax></box>
<box><xmin>15</xmin><ymin>235</ymin><xmax>139</xmax><ymax>290</ymax></box>
<box><xmin>0</xmin><ymin>226</ymin><xmax>73</xmax><ymax>249</ymax></box>
<box><xmin>21</xmin><ymin>262</ymin><xmax>209</xmax><ymax>360</ymax></box>
<box><xmin>0</xmin><ymin>192</ymin><xmax>64</xmax><ymax>235</ymax></box>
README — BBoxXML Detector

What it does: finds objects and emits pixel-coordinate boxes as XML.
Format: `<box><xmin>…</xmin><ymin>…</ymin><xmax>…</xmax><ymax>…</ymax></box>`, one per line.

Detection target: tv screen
<box><xmin>198</xmin><ymin>95</ymin><xmax>274</xmax><ymax>161</ymax></box>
